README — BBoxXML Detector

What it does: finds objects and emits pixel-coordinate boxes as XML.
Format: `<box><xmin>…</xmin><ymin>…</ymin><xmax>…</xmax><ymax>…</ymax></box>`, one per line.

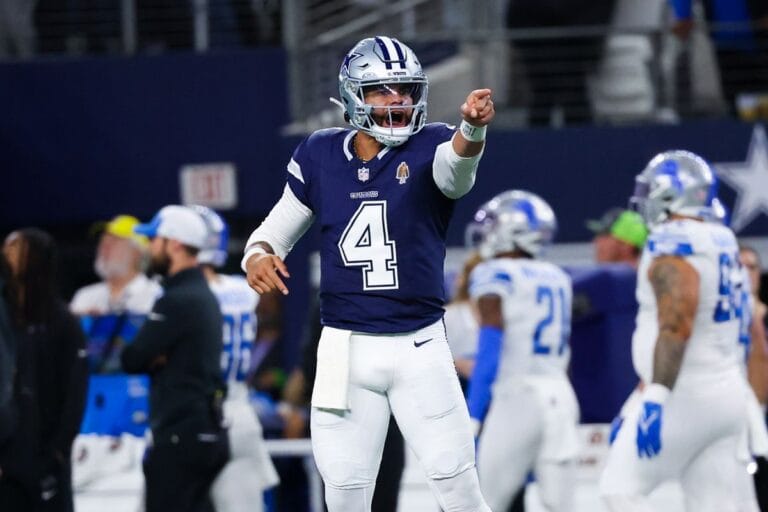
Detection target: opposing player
<box><xmin>465</xmin><ymin>190</ymin><xmax>579</xmax><ymax>511</ymax></box>
<box><xmin>242</xmin><ymin>35</ymin><xmax>494</xmax><ymax>511</ymax></box>
<box><xmin>193</xmin><ymin>206</ymin><xmax>279</xmax><ymax>512</ymax></box>
<box><xmin>599</xmin><ymin>150</ymin><xmax>760</xmax><ymax>511</ymax></box>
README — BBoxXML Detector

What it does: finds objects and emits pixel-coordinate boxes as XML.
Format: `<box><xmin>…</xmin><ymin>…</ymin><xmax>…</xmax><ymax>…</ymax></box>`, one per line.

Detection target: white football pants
<box><xmin>310</xmin><ymin>319</ymin><xmax>490</xmax><ymax>512</ymax></box>
<box><xmin>599</xmin><ymin>376</ymin><xmax>758</xmax><ymax>512</ymax></box>
<box><xmin>477</xmin><ymin>377</ymin><xmax>579</xmax><ymax>512</ymax></box>
<box><xmin>211</xmin><ymin>386</ymin><xmax>280</xmax><ymax>512</ymax></box>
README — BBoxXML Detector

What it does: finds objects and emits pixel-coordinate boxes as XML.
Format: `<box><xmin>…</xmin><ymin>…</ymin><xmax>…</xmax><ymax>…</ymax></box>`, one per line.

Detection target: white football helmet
<box><xmin>466</xmin><ymin>190</ymin><xmax>557</xmax><ymax>259</ymax></box>
<box><xmin>336</xmin><ymin>36</ymin><xmax>428</xmax><ymax>147</ymax></box>
<box><xmin>630</xmin><ymin>150</ymin><xmax>718</xmax><ymax>227</ymax></box>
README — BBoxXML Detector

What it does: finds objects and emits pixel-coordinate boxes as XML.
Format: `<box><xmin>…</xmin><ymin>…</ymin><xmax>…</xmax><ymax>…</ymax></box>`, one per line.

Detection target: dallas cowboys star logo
<box><xmin>715</xmin><ymin>124</ymin><xmax>768</xmax><ymax>232</ymax></box>
<box><xmin>342</xmin><ymin>51</ymin><xmax>363</xmax><ymax>74</ymax></box>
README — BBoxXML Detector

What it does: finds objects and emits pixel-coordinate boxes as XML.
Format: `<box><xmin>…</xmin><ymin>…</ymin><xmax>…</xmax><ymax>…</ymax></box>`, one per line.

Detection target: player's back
<box><xmin>471</xmin><ymin>258</ymin><xmax>572</xmax><ymax>385</ymax></box>
<box><xmin>208</xmin><ymin>274</ymin><xmax>259</xmax><ymax>391</ymax></box>
<box><xmin>633</xmin><ymin>219</ymin><xmax>744</xmax><ymax>386</ymax></box>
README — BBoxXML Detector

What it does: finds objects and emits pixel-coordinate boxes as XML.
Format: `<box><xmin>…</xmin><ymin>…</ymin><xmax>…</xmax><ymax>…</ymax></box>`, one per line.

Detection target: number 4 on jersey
<box><xmin>339</xmin><ymin>201</ymin><xmax>399</xmax><ymax>290</ymax></box>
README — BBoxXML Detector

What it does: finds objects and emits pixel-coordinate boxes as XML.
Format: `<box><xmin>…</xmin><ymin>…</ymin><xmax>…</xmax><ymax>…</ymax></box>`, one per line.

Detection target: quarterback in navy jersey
<box><xmin>243</xmin><ymin>36</ymin><xmax>494</xmax><ymax>512</ymax></box>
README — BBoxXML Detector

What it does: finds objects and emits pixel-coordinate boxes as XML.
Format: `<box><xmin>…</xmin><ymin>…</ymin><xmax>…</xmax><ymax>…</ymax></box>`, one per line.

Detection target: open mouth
<box><xmin>382</xmin><ymin>110</ymin><xmax>408</xmax><ymax>128</ymax></box>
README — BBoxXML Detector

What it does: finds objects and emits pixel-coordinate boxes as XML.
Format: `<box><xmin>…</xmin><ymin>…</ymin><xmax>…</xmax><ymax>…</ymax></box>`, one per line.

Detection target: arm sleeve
<box><xmin>241</xmin><ymin>184</ymin><xmax>315</xmax><ymax>268</ymax></box>
<box><xmin>120</xmin><ymin>296</ymin><xmax>180</xmax><ymax>373</ymax></box>
<box><xmin>466</xmin><ymin>325</ymin><xmax>503</xmax><ymax>422</ymax></box>
<box><xmin>52</xmin><ymin>308</ymin><xmax>89</xmax><ymax>456</ymax></box>
<box><xmin>432</xmin><ymin>139</ymin><xmax>483</xmax><ymax>199</ymax></box>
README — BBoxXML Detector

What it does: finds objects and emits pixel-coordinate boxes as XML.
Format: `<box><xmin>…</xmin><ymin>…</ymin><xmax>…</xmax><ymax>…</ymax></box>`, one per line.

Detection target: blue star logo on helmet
<box><xmin>341</xmin><ymin>51</ymin><xmax>363</xmax><ymax>74</ymax></box>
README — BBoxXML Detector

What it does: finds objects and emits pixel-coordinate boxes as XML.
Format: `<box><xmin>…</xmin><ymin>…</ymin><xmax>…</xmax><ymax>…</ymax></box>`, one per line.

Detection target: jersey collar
<box><xmin>343</xmin><ymin>130</ymin><xmax>391</xmax><ymax>162</ymax></box>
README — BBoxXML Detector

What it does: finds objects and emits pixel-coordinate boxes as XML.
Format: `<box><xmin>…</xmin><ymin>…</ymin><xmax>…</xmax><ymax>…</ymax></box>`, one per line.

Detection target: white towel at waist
<box><xmin>311</xmin><ymin>326</ymin><xmax>352</xmax><ymax>411</ymax></box>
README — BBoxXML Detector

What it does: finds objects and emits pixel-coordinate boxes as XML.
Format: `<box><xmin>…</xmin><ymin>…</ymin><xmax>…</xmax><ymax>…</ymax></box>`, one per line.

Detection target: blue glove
<box><xmin>636</xmin><ymin>402</ymin><xmax>663</xmax><ymax>458</ymax></box>
<box><xmin>608</xmin><ymin>415</ymin><xmax>623</xmax><ymax>445</ymax></box>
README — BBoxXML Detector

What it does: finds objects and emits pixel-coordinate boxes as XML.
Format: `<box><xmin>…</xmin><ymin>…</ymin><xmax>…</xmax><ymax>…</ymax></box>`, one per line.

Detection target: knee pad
<box><xmin>420</xmin><ymin>431</ymin><xmax>475</xmax><ymax>480</ymax></box>
<box><xmin>429</xmin><ymin>467</ymin><xmax>491</xmax><ymax>512</ymax></box>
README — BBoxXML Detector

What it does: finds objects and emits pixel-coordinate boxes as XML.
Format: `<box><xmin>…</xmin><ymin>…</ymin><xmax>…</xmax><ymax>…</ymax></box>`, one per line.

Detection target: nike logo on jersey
<box><xmin>414</xmin><ymin>338</ymin><xmax>433</xmax><ymax>347</ymax></box>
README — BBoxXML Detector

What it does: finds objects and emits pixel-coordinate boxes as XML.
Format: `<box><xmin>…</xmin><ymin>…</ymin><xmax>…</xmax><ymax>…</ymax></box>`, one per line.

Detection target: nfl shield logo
<box><xmin>358</xmin><ymin>167</ymin><xmax>370</xmax><ymax>182</ymax></box>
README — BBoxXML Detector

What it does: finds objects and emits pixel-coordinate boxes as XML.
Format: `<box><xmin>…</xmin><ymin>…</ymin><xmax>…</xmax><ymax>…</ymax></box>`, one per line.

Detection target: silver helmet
<box><xmin>336</xmin><ymin>36</ymin><xmax>428</xmax><ymax>147</ymax></box>
<box><xmin>465</xmin><ymin>190</ymin><xmax>557</xmax><ymax>259</ymax></box>
<box><xmin>191</xmin><ymin>205</ymin><xmax>229</xmax><ymax>267</ymax></box>
<box><xmin>708</xmin><ymin>197</ymin><xmax>729</xmax><ymax>225</ymax></box>
<box><xmin>630</xmin><ymin>150</ymin><xmax>718</xmax><ymax>227</ymax></box>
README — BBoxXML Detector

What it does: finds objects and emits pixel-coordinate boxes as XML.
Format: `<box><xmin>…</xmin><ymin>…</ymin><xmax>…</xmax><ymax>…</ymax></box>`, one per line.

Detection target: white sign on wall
<box><xmin>179</xmin><ymin>162</ymin><xmax>238</xmax><ymax>209</ymax></box>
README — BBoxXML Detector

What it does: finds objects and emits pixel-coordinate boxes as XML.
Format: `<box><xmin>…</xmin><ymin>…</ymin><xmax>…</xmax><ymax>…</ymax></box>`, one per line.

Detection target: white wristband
<box><xmin>643</xmin><ymin>383</ymin><xmax>671</xmax><ymax>404</ymax></box>
<box><xmin>459</xmin><ymin>120</ymin><xmax>487</xmax><ymax>142</ymax></box>
<box><xmin>240</xmin><ymin>244</ymin><xmax>269</xmax><ymax>273</ymax></box>
<box><xmin>247</xmin><ymin>244</ymin><xmax>269</xmax><ymax>256</ymax></box>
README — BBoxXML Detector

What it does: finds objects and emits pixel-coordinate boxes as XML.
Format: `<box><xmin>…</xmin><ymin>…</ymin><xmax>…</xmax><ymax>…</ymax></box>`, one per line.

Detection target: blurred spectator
<box><xmin>740</xmin><ymin>244</ymin><xmax>768</xmax><ymax>511</ymax></box>
<box><xmin>120</xmin><ymin>206</ymin><xmax>229</xmax><ymax>512</ymax></box>
<box><xmin>0</xmin><ymin>228</ymin><xmax>89</xmax><ymax>512</ymax></box>
<box><xmin>506</xmin><ymin>0</ymin><xmax>617</xmax><ymax>126</ymax></box>
<box><xmin>0</xmin><ymin>0</ymin><xmax>36</xmax><ymax>59</ymax></box>
<box><xmin>0</xmin><ymin>253</ymin><xmax>16</xmax><ymax>445</ymax></box>
<box><xmin>586</xmin><ymin>207</ymin><xmax>648</xmax><ymax>267</ymax></box>
<box><xmin>669</xmin><ymin>0</ymin><xmax>768</xmax><ymax>115</ymax></box>
<box><xmin>70</xmin><ymin>215</ymin><xmax>161</xmax><ymax>373</ymax></box>
<box><xmin>444</xmin><ymin>251</ymin><xmax>483</xmax><ymax>387</ymax></box>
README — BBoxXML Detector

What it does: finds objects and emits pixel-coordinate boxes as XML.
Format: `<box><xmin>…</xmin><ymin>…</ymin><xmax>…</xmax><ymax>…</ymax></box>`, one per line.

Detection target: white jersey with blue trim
<box><xmin>208</xmin><ymin>274</ymin><xmax>259</xmax><ymax>387</ymax></box>
<box><xmin>286</xmin><ymin>124</ymin><xmax>458</xmax><ymax>333</ymax></box>
<box><xmin>469</xmin><ymin>258</ymin><xmax>572</xmax><ymax>384</ymax></box>
<box><xmin>633</xmin><ymin>219</ymin><xmax>744</xmax><ymax>385</ymax></box>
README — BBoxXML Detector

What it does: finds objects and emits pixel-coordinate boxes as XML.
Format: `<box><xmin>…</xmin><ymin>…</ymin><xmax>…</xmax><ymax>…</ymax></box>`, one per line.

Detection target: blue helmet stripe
<box><xmin>391</xmin><ymin>39</ymin><xmax>407</xmax><ymax>69</ymax></box>
<box><xmin>516</xmin><ymin>199</ymin><xmax>540</xmax><ymax>229</ymax></box>
<box><xmin>374</xmin><ymin>37</ymin><xmax>393</xmax><ymax>70</ymax></box>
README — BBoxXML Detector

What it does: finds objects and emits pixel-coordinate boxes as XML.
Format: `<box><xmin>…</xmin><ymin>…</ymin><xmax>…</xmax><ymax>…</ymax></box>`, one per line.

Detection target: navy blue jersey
<box><xmin>287</xmin><ymin>123</ymin><xmax>457</xmax><ymax>333</ymax></box>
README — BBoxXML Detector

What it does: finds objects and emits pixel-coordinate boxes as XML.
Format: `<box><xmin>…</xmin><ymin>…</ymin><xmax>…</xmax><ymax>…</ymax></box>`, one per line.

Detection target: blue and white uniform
<box><xmin>599</xmin><ymin>220</ymin><xmax>757</xmax><ymax>512</ymax></box>
<box><xmin>208</xmin><ymin>274</ymin><xmax>279</xmax><ymax>512</ymax></box>
<box><xmin>243</xmin><ymin>123</ymin><xmax>486</xmax><ymax>511</ymax></box>
<box><xmin>70</xmin><ymin>274</ymin><xmax>161</xmax><ymax>490</ymax></box>
<box><xmin>469</xmin><ymin>258</ymin><xmax>578</xmax><ymax>512</ymax></box>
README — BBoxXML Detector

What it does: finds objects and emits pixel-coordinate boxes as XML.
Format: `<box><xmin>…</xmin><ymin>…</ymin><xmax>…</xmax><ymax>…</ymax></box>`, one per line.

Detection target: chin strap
<box><xmin>329</xmin><ymin>97</ymin><xmax>344</xmax><ymax>111</ymax></box>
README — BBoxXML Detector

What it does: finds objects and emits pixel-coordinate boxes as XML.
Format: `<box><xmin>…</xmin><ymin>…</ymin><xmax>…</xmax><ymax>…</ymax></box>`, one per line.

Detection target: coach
<box><xmin>121</xmin><ymin>205</ymin><xmax>228</xmax><ymax>512</ymax></box>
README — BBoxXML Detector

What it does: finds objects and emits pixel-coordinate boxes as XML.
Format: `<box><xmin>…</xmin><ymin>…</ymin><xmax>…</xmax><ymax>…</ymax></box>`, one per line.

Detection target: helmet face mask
<box><xmin>466</xmin><ymin>190</ymin><xmax>557</xmax><ymax>259</ymax></box>
<box><xmin>630</xmin><ymin>150</ymin><xmax>718</xmax><ymax>228</ymax></box>
<box><xmin>338</xmin><ymin>36</ymin><xmax>428</xmax><ymax>147</ymax></box>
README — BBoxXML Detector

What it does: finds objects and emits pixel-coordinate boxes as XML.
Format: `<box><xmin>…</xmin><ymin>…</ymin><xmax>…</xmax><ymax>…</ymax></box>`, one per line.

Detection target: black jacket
<box><xmin>121</xmin><ymin>267</ymin><xmax>224</xmax><ymax>440</ymax></box>
<box><xmin>0</xmin><ymin>279</ymin><xmax>16</xmax><ymax>444</ymax></box>
<box><xmin>0</xmin><ymin>301</ymin><xmax>88</xmax><ymax>486</ymax></box>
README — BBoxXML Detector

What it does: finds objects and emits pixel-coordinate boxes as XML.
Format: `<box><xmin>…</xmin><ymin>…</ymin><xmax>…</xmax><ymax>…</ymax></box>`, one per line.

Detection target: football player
<box><xmin>242</xmin><ymin>35</ymin><xmax>494</xmax><ymax>511</ymax></box>
<box><xmin>465</xmin><ymin>190</ymin><xmax>579</xmax><ymax>512</ymax></box>
<box><xmin>193</xmin><ymin>206</ymin><xmax>280</xmax><ymax>512</ymax></box>
<box><xmin>598</xmin><ymin>150</ymin><xmax>760</xmax><ymax>512</ymax></box>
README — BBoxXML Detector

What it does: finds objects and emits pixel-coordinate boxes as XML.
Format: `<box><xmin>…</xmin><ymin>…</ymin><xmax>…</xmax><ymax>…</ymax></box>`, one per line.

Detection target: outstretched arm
<box><xmin>433</xmin><ymin>89</ymin><xmax>495</xmax><ymax>199</ymax></box>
